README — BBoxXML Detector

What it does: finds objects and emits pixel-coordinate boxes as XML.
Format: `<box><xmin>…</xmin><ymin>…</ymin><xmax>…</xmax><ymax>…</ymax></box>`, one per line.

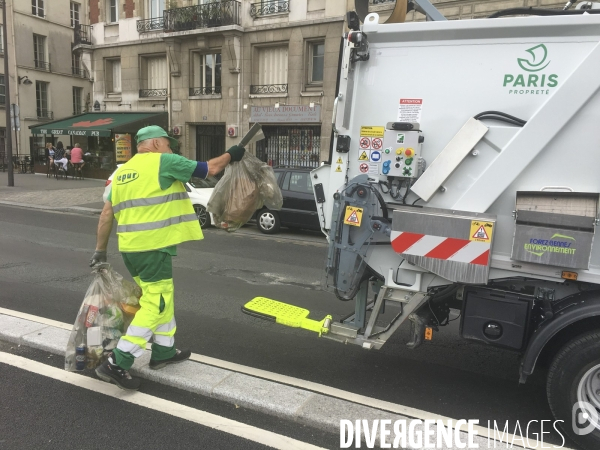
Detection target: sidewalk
<box><xmin>0</xmin><ymin>171</ymin><xmax>106</xmax><ymax>213</ymax></box>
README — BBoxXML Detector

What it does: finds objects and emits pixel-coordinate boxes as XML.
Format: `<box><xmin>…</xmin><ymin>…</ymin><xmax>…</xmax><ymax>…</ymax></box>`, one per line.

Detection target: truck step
<box><xmin>242</xmin><ymin>297</ymin><xmax>332</xmax><ymax>337</ymax></box>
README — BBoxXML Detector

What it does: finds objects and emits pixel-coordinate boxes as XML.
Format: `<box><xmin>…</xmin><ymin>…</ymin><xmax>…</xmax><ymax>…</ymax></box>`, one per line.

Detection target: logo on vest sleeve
<box><xmin>116</xmin><ymin>169</ymin><xmax>139</xmax><ymax>185</ymax></box>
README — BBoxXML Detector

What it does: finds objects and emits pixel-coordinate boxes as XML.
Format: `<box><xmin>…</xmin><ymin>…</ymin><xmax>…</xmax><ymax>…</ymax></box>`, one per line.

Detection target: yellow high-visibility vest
<box><xmin>111</xmin><ymin>153</ymin><xmax>203</xmax><ymax>252</ymax></box>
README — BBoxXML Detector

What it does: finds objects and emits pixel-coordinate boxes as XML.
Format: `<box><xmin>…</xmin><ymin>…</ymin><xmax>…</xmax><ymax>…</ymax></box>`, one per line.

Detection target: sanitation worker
<box><xmin>89</xmin><ymin>125</ymin><xmax>244</xmax><ymax>390</ymax></box>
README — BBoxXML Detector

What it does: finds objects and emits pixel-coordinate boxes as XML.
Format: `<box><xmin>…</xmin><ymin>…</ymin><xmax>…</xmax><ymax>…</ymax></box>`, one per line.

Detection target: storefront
<box><xmin>29</xmin><ymin>112</ymin><xmax>168</xmax><ymax>179</ymax></box>
<box><xmin>250</xmin><ymin>106</ymin><xmax>322</xmax><ymax>169</ymax></box>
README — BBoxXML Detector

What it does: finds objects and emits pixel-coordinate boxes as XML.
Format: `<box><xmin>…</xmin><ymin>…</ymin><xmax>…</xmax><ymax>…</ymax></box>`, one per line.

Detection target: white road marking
<box><xmin>0</xmin><ymin>308</ymin><xmax>573</xmax><ymax>450</ymax></box>
<box><xmin>0</xmin><ymin>352</ymin><xmax>325</xmax><ymax>450</ymax></box>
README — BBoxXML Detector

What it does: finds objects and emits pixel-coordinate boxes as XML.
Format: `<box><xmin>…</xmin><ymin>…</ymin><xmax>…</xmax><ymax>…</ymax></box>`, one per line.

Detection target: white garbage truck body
<box><xmin>244</xmin><ymin>4</ymin><xmax>600</xmax><ymax>448</ymax></box>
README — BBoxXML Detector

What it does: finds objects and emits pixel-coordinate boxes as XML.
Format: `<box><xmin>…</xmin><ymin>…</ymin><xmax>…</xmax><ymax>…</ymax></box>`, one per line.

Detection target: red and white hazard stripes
<box><xmin>390</xmin><ymin>231</ymin><xmax>491</xmax><ymax>266</ymax></box>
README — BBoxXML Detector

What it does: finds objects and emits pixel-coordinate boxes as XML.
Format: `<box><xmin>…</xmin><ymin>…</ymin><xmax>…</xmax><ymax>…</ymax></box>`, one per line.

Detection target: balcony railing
<box><xmin>34</xmin><ymin>60</ymin><xmax>51</xmax><ymax>71</ymax></box>
<box><xmin>250</xmin><ymin>1</ymin><xmax>290</xmax><ymax>18</ymax></box>
<box><xmin>74</xmin><ymin>24</ymin><xmax>92</xmax><ymax>46</ymax></box>
<box><xmin>72</xmin><ymin>66</ymin><xmax>90</xmax><ymax>78</ymax></box>
<box><xmin>250</xmin><ymin>84</ymin><xmax>288</xmax><ymax>95</ymax></box>
<box><xmin>139</xmin><ymin>89</ymin><xmax>167</xmax><ymax>97</ymax></box>
<box><xmin>37</xmin><ymin>109</ymin><xmax>53</xmax><ymax>120</ymax></box>
<box><xmin>189</xmin><ymin>86</ymin><xmax>222</xmax><ymax>96</ymax></box>
<box><xmin>163</xmin><ymin>1</ymin><xmax>241</xmax><ymax>32</ymax></box>
<box><xmin>137</xmin><ymin>17</ymin><xmax>165</xmax><ymax>33</ymax></box>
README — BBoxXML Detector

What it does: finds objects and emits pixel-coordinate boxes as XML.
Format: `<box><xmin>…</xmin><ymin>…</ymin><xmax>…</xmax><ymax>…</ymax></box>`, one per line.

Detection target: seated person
<box><xmin>53</xmin><ymin>141</ymin><xmax>69</xmax><ymax>174</ymax></box>
<box><xmin>46</xmin><ymin>142</ymin><xmax>55</xmax><ymax>169</ymax></box>
<box><xmin>70</xmin><ymin>143</ymin><xmax>84</xmax><ymax>173</ymax></box>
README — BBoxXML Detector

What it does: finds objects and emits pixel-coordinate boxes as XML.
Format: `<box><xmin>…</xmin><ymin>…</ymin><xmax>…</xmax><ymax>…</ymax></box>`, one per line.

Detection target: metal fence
<box><xmin>256</xmin><ymin>126</ymin><xmax>321</xmax><ymax>169</ymax></box>
<box><xmin>137</xmin><ymin>17</ymin><xmax>165</xmax><ymax>33</ymax></box>
<box><xmin>163</xmin><ymin>1</ymin><xmax>241</xmax><ymax>32</ymax></box>
<box><xmin>74</xmin><ymin>24</ymin><xmax>92</xmax><ymax>46</ymax></box>
<box><xmin>250</xmin><ymin>1</ymin><xmax>290</xmax><ymax>18</ymax></box>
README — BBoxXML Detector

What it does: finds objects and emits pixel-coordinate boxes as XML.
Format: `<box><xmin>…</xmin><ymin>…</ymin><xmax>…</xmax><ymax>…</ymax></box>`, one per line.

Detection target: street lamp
<box><xmin>0</xmin><ymin>0</ymin><xmax>14</xmax><ymax>186</ymax></box>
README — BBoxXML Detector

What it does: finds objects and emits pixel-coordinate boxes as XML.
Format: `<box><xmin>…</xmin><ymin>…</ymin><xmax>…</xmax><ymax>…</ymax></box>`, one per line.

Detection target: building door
<box><xmin>255</xmin><ymin>126</ymin><xmax>321</xmax><ymax>168</ymax></box>
<box><xmin>196</xmin><ymin>124</ymin><xmax>225</xmax><ymax>162</ymax></box>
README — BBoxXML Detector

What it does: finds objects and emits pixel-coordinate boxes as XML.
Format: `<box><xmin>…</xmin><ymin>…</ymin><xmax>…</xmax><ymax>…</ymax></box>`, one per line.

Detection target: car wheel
<box><xmin>547</xmin><ymin>330</ymin><xmax>600</xmax><ymax>450</ymax></box>
<box><xmin>257</xmin><ymin>209</ymin><xmax>280</xmax><ymax>234</ymax></box>
<box><xmin>193</xmin><ymin>204</ymin><xmax>210</xmax><ymax>228</ymax></box>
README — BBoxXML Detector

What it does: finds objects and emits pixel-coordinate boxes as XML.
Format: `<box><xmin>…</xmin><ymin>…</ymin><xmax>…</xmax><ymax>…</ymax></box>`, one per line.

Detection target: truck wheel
<box><xmin>257</xmin><ymin>209</ymin><xmax>280</xmax><ymax>234</ymax></box>
<box><xmin>547</xmin><ymin>330</ymin><xmax>600</xmax><ymax>450</ymax></box>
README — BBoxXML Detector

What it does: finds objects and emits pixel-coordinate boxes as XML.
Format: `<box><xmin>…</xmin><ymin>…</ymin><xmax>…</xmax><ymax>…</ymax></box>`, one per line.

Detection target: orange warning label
<box><xmin>470</xmin><ymin>221</ymin><xmax>493</xmax><ymax>243</ymax></box>
<box><xmin>344</xmin><ymin>206</ymin><xmax>363</xmax><ymax>227</ymax></box>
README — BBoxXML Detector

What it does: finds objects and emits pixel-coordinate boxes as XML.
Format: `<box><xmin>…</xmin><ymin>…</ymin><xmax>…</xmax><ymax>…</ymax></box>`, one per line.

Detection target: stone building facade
<box><xmin>0</xmin><ymin>0</ymin><xmax>92</xmax><ymax>166</ymax></box>
<box><xmin>80</xmin><ymin>0</ymin><xmax>345</xmax><ymax>168</ymax></box>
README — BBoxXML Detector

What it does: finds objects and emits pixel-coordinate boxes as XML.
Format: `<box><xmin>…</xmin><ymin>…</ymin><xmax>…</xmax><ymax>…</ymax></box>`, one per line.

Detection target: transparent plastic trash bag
<box><xmin>207</xmin><ymin>153</ymin><xmax>282</xmax><ymax>232</ymax></box>
<box><xmin>64</xmin><ymin>263</ymin><xmax>141</xmax><ymax>371</ymax></box>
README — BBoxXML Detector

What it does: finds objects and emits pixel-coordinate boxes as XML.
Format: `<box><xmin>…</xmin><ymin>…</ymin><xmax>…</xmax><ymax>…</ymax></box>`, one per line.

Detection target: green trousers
<box><xmin>113</xmin><ymin>251</ymin><xmax>177</xmax><ymax>370</ymax></box>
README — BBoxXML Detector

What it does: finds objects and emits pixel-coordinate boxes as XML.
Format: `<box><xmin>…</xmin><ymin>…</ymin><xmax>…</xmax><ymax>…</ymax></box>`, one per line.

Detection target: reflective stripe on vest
<box><xmin>112</xmin><ymin>153</ymin><xmax>203</xmax><ymax>252</ymax></box>
<box><xmin>113</xmin><ymin>192</ymin><xmax>190</xmax><ymax>214</ymax></box>
<box><xmin>117</xmin><ymin>213</ymin><xmax>198</xmax><ymax>233</ymax></box>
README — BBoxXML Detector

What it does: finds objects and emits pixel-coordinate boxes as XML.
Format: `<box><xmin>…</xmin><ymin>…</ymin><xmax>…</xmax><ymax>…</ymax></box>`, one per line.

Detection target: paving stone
<box><xmin>212</xmin><ymin>372</ymin><xmax>314</xmax><ymax>417</ymax></box>
<box><xmin>22</xmin><ymin>326</ymin><xmax>70</xmax><ymax>354</ymax></box>
<box><xmin>132</xmin><ymin>353</ymin><xmax>233</xmax><ymax>396</ymax></box>
<box><xmin>0</xmin><ymin>315</ymin><xmax>49</xmax><ymax>344</ymax></box>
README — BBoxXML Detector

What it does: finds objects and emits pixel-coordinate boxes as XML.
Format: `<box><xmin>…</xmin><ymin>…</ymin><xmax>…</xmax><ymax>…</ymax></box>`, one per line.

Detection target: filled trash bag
<box><xmin>65</xmin><ymin>263</ymin><xmax>141</xmax><ymax>371</ymax></box>
<box><xmin>207</xmin><ymin>153</ymin><xmax>282</xmax><ymax>232</ymax></box>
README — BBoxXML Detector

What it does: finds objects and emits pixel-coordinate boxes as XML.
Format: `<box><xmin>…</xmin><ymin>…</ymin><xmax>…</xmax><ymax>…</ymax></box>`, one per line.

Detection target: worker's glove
<box><xmin>226</xmin><ymin>145</ymin><xmax>245</xmax><ymax>163</ymax></box>
<box><xmin>89</xmin><ymin>250</ymin><xmax>107</xmax><ymax>267</ymax></box>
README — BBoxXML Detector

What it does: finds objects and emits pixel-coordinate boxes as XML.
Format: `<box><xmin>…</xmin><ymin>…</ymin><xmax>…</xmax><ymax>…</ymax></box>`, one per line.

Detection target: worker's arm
<box><xmin>195</xmin><ymin>145</ymin><xmax>245</xmax><ymax>178</ymax></box>
<box><xmin>90</xmin><ymin>201</ymin><xmax>114</xmax><ymax>266</ymax></box>
<box><xmin>206</xmin><ymin>153</ymin><xmax>232</xmax><ymax>176</ymax></box>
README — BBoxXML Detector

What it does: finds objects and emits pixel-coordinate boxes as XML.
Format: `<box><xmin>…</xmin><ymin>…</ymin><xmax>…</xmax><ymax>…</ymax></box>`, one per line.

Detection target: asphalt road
<box><xmin>0</xmin><ymin>342</ymin><xmax>337</xmax><ymax>450</ymax></box>
<box><xmin>0</xmin><ymin>205</ymin><xmax>567</xmax><ymax>445</ymax></box>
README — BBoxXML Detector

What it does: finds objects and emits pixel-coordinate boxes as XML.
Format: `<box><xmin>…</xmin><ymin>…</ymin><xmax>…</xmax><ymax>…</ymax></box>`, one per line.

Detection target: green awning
<box><xmin>29</xmin><ymin>112</ymin><xmax>168</xmax><ymax>137</ymax></box>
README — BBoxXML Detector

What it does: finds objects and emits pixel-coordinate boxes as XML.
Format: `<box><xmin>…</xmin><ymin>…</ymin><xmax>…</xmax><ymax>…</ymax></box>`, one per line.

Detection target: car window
<box><xmin>288</xmin><ymin>172</ymin><xmax>313</xmax><ymax>194</ymax></box>
<box><xmin>282</xmin><ymin>171</ymin><xmax>290</xmax><ymax>190</ymax></box>
<box><xmin>189</xmin><ymin>176</ymin><xmax>219</xmax><ymax>189</ymax></box>
<box><xmin>274</xmin><ymin>171</ymin><xmax>283</xmax><ymax>184</ymax></box>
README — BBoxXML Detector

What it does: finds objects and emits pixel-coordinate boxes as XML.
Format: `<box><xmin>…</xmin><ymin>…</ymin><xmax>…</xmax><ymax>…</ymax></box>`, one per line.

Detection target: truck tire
<box><xmin>547</xmin><ymin>330</ymin><xmax>600</xmax><ymax>450</ymax></box>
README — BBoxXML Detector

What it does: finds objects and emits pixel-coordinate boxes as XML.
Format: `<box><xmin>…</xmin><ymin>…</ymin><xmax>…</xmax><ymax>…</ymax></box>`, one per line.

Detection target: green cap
<box><xmin>135</xmin><ymin>125</ymin><xmax>178</xmax><ymax>151</ymax></box>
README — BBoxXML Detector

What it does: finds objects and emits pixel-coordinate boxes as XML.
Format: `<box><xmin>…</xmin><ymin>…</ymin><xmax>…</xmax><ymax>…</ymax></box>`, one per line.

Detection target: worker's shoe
<box><xmin>95</xmin><ymin>353</ymin><xmax>141</xmax><ymax>391</ymax></box>
<box><xmin>149</xmin><ymin>348</ymin><xmax>191</xmax><ymax>370</ymax></box>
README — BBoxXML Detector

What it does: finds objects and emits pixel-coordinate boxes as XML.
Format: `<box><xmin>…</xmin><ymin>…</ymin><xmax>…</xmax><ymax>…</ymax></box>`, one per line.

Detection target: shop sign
<box><xmin>250</xmin><ymin>105</ymin><xmax>321</xmax><ymax>123</ymax></box>
<box><xmin>115</xmin><ymin>134</ymin><xmax>132</xmax><ymax>163</ymax></box>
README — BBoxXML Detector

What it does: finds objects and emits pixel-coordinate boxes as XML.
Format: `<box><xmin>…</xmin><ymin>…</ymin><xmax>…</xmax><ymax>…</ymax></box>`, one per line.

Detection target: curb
<box><xmin>0</xmin><ymin>311</ymin><xmax>533</xmax><ymax>450</ymax></box>
<box><xmin>0</xmin><ymin>200</ymin><xmax>102</xmax><ymax>215</ymax></box>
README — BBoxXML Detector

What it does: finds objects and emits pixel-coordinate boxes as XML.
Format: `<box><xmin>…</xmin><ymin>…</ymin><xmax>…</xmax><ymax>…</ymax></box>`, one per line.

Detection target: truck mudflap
<box><xmin>242</xmin><ymin>297</ymin><xmax>333</xmax><ymax>337</ymax></box>
<box><xmin>520</xmin><ymin>290</ymin><xmax>600</xmax><ymax>383</ymax></box>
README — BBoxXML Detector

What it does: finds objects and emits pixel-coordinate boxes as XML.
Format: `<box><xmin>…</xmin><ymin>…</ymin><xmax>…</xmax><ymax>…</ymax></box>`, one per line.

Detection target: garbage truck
<box><xmin>243</xmin><ymin>1</ymin><xmax>600</xmax><ymax>448</ymax></box>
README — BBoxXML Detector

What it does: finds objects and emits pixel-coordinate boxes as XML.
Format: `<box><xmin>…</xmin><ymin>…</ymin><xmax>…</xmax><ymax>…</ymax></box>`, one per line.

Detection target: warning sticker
<box><xmin>359</xmin><ymin>137</ymin><xmax>371</xmax><ymax>149</ymax></box>
<box><xmin>335</xmin><ymin>165</ymin><xmax>343</xmax><ymax>173</ymax></box>
<box><xmin>359</xmin><ymin>163</ymin><xmax>369</xmax><ymax>173</ymax></box>
<box><xmin>397</xmin><ymin>98</ymin><xmax>423</xmax><ymax>123</ymax></box>
<box><xmin>368</xmin><ymin>163</ymin><xmax>379</xmax><ymax>175</ymax></box>
<box><xmin>370</xmin><ymin>151</ymin><xmax>381</xmax><ymax>163</ymax></box>
<box><xmin>360</xmin><ymin>126</ymin><xmax>385</xmax><ymax>138</ymax></box>
<box><xmin>336</xmin><ymin>157</ymin><xmax>343</xmax><ymax>164</ymax></box>
<box><xmin>359</xmin><ymin>151</ymin><xmax>369</xmax><ymax>161</ymax></box>
<box><xmin>470</xmin><ymin>221</ymin><xmax>494</xmax><ymax>243</ymax></box>
<box><xmin>371</xmin><ymin>138</ymin><xmax>383</xmax><ymax>150</ymax></box>
<box><xmin>344</xmin><ymin>206</ymin><xmax>363</xmax><ymax>227</ymax></box>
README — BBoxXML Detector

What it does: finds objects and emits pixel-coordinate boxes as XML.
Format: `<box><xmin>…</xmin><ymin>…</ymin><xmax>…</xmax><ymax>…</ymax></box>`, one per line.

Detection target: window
<box><xmin>33</xmin><ymin>34</ymin><xmax>47</xmax><ymax>69</ymax></box>
<box><xmin>258</xmin><ymin>46</ymin><xmax>288</xmax><ymax>86</ymax></box>
<box><xmin>308</xmin><ymin>41</ymin><xmax>324</xmax><ymax>85</ymax></box>
<box><xmin>108</xmin><ymin>0</ymin><xmax>118</xmax><ymax>23</ymax></box>
<box><xmin>0</xmin><ymin>26</ymin><xmax>4</xmax><ymax>54</ymax></box>
<box><xmin>140</xmin><ymin>56</ymin><xmax>167</xmax><ymax>94</ymax></box>
<box><xmin>282</xmin><ymin>171</ymin><xmax>313</xmax><ymax>194</ymax></box>
<box><xmin>191</xmin><ymin>53</ymin><xmax>221</xmax><ymax>95</ymax></box>
<box><xmin>0</xmin><ymin>75</ymin><xmax>5</xmax><ymax>106</ymax></box>
<box><xmin>36</xmin><ymin>81</ymin><xmax>49</xmax><ymax>118</ymax></box>
<box><xmin>147</xmin><ymin>0</ymin><xmax>165</xmax><ymax>19</ymax></box>
<box><xmin>105</xmin><ymin>58</ymin><xmax>121</xmax><ymax>94</ymax></box>
<box><xmin>32</xmin><ymin>0</ymin><xmax>44</xmax><ymax>17</ymax></box>
<box><xmin>72</xmin><ymin>87</ymin><xmax>83</xmax><ymax>115</ymax></box>
<box><xmin>70</xmin><ymin>2</ymin><xmax>80</xmax><ymax>27</ymax></box>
